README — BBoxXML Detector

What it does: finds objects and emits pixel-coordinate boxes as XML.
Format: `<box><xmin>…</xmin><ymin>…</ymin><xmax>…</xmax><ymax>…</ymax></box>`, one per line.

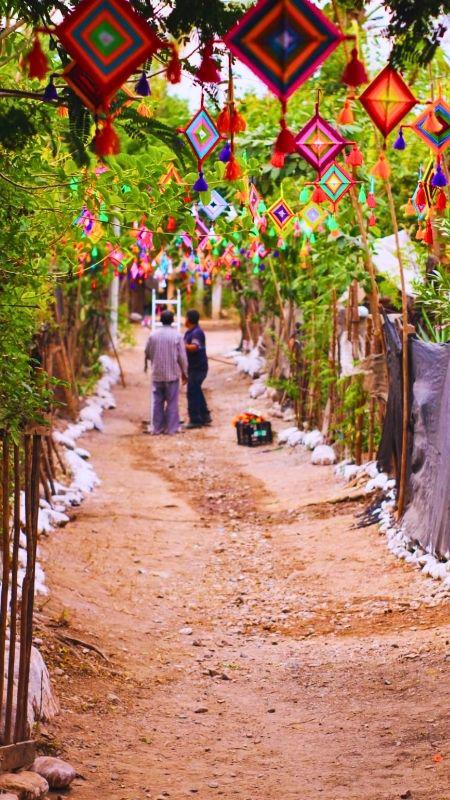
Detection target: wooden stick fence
<box><xmin>0</xmin><ymin>432</ymin><xmax>42</xmax><ymax>757</ymax></box>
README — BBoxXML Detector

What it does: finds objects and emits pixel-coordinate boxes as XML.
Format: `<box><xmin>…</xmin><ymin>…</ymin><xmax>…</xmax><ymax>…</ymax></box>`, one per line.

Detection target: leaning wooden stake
<box><xmin>384</xmin><ymin>178</ymin><xmax>410</xmax><ymax>518</ymax></box>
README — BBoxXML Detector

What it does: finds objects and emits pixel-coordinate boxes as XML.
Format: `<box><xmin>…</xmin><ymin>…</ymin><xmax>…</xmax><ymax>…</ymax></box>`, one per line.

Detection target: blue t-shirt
<box><xmin>184</xmin><ymin>325</ymin><xmax>208</xmax><ymax>372</ymax></box>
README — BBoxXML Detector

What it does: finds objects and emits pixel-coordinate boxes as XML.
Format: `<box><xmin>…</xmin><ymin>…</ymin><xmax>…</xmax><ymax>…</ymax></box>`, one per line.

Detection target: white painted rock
<box><xmin>79</xmin><ymin>404</ymin><xmax>104</xmax><ymax>432</ymax></box>
<box><xmin>0</xmin><ymin>772</ymin><xmax>48</xmax><ymax>800</ymax></box>
<box><xmin>287</xmin><ymin>431</ymin><xmax>304</xmax><ymax>447</ymax></box>
<box><xmin>303</xmin><ymin>429</ymin><xmax>323</xmax><ymax>450</ymax></box>
<box><xmin>311</xmin><ymin>444</ymin><xmax>336</xmax><ymax>465</ymax></box>
<box><xmin>277</xmin><ymin>427</ymin><xmax>298</xmax><ymax>444</ymax></box>
<box><xmin>31</xmin><ymin>757</ymin><xmax>76</xmax><ymax>789</ymax></box>
<box><xmin>249</xmin><ymin>380</ymin><xmax>266</xmax><ymax>399</ymax></box>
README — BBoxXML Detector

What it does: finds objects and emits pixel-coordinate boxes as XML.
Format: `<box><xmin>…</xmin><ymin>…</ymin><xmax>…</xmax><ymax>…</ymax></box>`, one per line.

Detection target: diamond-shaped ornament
<box><xmin>412</xmin><ymin>99</ymin><xmax>450</xmax><ymax>154</ymax></box>
<box><xmin>301</xmin><ymin>201</ymin><xmax>327</xmax><ymax>231</ymax></box>
<box><xmin>159</xmin><ymin>163</ymin><xmax>184</xmax><ymax>189</ymax></box>
<box><xmin>248</xmin><ymin>183</ymin><xmax>261</xmax><ymax>220</ymax></box>
<box><xmin>57</xmin><ymin>0</ymin><xmax>163</xmax><ymax>105</ymax></box>
<box><xmin>224</xmin><ymin>0</ymin><xmax>343</xmax><ymax>101</ymax></box>
<box><xmin>358</xmin><ymin>64</ymin><xmax>417</xmax><ymax>138</ymax></box>
<box><xmin>295</xmin><ymin>112</ymin><xmax>346</xmax><ymax>173</ymax></box>
<box><xmin>318</xmin><ymin>161</ymin><xmax>353</xmax><ymax>205</ymax></box>
<box><xmin>199</xmin><ymin>190</ymin><xmax>228</xmax><ymax>221</ymax></box>
<box><xmin>184</xmin><ymin>107</ymin><xmax>221</xmax><ymax>162</ymax></box>
<box><xmin>267</xmin><ymin>196</ymin><xmax>294</xmax><ymax>231</ymax></box>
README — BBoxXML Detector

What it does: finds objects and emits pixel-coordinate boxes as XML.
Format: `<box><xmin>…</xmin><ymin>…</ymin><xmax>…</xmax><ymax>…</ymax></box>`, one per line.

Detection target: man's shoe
<box><xmin>183</xmin><ymin>422</ymin><xmax>203</xmax><ymax>429</ymax></box>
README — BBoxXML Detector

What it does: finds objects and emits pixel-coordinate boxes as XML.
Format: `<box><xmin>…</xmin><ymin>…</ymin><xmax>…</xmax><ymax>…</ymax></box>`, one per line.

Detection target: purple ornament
<box><xmin>193</xmin><ymin>171</ymin><xmax>209</xmax><ymax>192</ymax></box>
<box><xmin>218</xmin><ymin>141</ymin><xmax>232</xmax><ymax>162</ymax></box>
<box><xmin>393</xmin><ymin>128</ymin><xmax>406</xmax><ymax>150</ymax></box>
<box><xmin>431</xmin><ymin>163</ymin><xmax>448</xmax><ymax>188</ymax></box>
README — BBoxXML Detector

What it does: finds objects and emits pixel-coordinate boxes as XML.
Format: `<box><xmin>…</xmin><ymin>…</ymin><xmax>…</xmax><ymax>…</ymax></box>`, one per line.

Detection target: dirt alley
<box><xmin>39</xmin><ymin>324</ymin><xmax>450</xmax><ymax>800</ymax></box>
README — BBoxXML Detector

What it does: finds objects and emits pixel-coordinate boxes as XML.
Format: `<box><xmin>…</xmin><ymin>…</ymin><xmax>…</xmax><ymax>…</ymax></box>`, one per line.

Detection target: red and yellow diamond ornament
<box><xmin>267</xmin><ymin>196</ymin><xmax>294</xmax><ymax>231</ymax></box>
<box><xmin>358</xmin><ymin>64</ymin><xmax>417</xmax><ymax>139</ymax></box>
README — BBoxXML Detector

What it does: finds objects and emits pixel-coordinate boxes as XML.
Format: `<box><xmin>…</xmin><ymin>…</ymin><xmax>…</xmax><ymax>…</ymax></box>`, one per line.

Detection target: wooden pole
<box><xmin>0</xmin><ymin>433</ymin><xmax>10</xmax><ymax>742</ymax></box>
<box><xmin>384</xmin><ymin>178</ymin><xmax>410</xmax><ymax>518</ymax></box>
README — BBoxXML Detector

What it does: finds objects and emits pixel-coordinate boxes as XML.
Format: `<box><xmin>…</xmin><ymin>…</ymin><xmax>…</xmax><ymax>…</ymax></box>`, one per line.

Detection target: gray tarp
<box><xmin>378</xmin><ymin>318</ymin><xmax>450</xmax><ymax>557</ymax></box>
<box><xmin>402</xmin><ymin>339</ymin><xmax>450</xmax><ymax>557</ymax></box>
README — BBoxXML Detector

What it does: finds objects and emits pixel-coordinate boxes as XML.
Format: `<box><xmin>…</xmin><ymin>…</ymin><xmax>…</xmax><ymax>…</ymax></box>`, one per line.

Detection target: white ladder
<box><xmin>151</xmin><ymin>289</ymin><xmax>182</xmax><ymax>331</ymax></box>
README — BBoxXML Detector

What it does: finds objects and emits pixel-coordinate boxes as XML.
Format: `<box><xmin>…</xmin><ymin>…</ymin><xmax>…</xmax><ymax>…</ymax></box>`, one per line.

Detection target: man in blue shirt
<box><xmin>183</xmin><ymin>309</ymin><xmax>211</xmax><ymax>429</ymax></box>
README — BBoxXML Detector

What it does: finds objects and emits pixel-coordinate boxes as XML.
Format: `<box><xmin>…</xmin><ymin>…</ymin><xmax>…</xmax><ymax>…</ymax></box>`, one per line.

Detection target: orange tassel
<box><xmin>95</xmin><ymin>117</ymin><xmax>120</xmax><ymax>156</ymax></box>
<box><xmin>25</xmin><ymin>35</ymin><xmax>49</xmax><ymax>80</ymax></box>
<box><xmin>167</xmin><ymin>44</ymin><xmax>182</xmax><ymax>84</ymax></box>
<box><xmin>216</xmin><ymin>106</ymin><xmax>231</xmax><ymax>135</ymax></box>
<box><xmin>231</xmin><ymin>108</ymin><xmax>246</xmax><ymax>133</ymax></box>
<box><xmin>415</xmin><ymin>182</ymin><xmax>427</xmax><ymax>206</ymax></box>
<box><xmin>57</xmin><ymin>105</ymin><xmax>69</xmax><ymax>118</ymax></box>
<box><xmin>371</xmin><ymin>152</ymin><xmax>390</xmax><ymax>180</ymax></box>
<box><xmin>338</xmin><ymin>98</ymin><xmax>354</xmax><ymax>125</ymax></box>
<box><xmin>423</xmin><ymin>110</ymin><xmax>443</xmax><ymax>134</ymax></box>
<box><xmin>311</xmin><ymin>185</ymin><xmax>327</xmax><ymax>203</ymax></box>
<box><xmin>225</xmin><ymin>155</ymin><xmax>242</xmax><ymax>181</ymax></box>
<box><xmin>415</xmin><ymin>222</ymin><xmax>424</xmax><ymax>240</ymax></box>
<box><xmin>435</xmin><ymin>189</ymin><xmax>447</xmax><ymax>212</ymax></box>
<box><xmin>423</xmin><ymin>219</ymin><xmax>433</xmax><ymax>245</ymax></box>
<box><xmin>368</xmin><ymin>213</ymin><xmax>377</xmax><ymax>226</ymax></box>
<box><xmin>271</xmin><ymin>151</ymin><xmax>285</xmax><ymax>168</ymax></box>
<box><xmin>196</xmin><ymin>41</ymin><xmax>221</xmax><ymax>84</ymax></box>
<box><xmin>346</xmin><ymin>144</ymin><xmax>364</xmax><ymax>167</ymax></box>
<box><xmin>405</xmin><ymin>197</ymin><xmax>415</xmax><ymax>216</ymax></box>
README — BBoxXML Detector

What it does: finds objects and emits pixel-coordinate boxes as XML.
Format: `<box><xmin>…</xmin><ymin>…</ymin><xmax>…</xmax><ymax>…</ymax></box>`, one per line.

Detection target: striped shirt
<box><xmin>145</xmin><ymin>326</ymin><xmax>188</xmax><ymax>383</ymax></box>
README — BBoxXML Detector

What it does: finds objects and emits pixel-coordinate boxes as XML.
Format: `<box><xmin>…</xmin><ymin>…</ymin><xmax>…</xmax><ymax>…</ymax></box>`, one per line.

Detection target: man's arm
<box><xmin>177</xmin><ymin>336</ymin><xmax>189</xmax><ymax>380</ymax></box>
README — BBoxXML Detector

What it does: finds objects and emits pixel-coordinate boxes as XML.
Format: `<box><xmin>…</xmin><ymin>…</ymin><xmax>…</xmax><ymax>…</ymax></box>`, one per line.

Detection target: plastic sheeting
<box><xmin>402</xmin><ymin>338</ymin><xmax>450</xmax><ymax>557</ymax></box>
<box><xmin>378</xmin><ymin>317</ymin><xmax>450</xmax><ymax>557</ymax></box>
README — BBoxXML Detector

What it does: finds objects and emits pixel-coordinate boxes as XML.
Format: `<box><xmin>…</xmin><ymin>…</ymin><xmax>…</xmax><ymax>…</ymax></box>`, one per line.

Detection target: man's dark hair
<box><xmin>161</xmin><ymin>310</ymin><xmax>174</xmax><ymax>326</ymax></box>
<box><xmin>186</xmin><ymin>309</ymin><xmax>200</xmax><ymax>325</ymax></box>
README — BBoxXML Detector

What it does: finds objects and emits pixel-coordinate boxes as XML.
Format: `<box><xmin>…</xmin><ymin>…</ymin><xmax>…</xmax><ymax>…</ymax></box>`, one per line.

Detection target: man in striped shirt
<box><xmin>145</xmin><ymin>310</ymin><xmax>188</xmax><ymax>435</ymax></box>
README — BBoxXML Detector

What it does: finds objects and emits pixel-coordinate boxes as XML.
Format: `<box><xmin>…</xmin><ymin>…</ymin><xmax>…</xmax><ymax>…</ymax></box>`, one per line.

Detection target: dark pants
<box><xmin>187</xmin><ymin>369</ymin><xmax>209</xmax><ymax>425</ymax></box>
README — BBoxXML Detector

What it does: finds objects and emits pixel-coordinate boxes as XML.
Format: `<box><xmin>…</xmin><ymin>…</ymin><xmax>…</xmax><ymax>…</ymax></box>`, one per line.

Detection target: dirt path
<box><xmin>40</xmin><ymin>324</ymin><xmax>450</xmax><ymax>800</ymax></box>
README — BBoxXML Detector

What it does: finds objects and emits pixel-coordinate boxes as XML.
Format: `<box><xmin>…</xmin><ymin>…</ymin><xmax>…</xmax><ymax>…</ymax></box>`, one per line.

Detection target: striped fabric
<box><xmin>145</xmin><ymin>327</ymin><xmax>188</xmax><ymax>383</ymax></box>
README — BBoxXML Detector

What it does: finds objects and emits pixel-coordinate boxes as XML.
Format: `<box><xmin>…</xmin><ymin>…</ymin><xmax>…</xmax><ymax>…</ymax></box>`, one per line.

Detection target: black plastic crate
<box><xmin>236</xmin><ymin>420</ymin><xmax>273</xmax><ymax>447</ymax></box>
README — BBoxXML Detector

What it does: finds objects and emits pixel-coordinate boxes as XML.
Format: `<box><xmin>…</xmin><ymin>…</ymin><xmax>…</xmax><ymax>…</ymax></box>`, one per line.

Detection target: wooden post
<box><xmin>0</xmin><ymin>433</ymin><xmax>10</xmax><ymax>741</ymax></box>
<box><xmin>384</xmin><ymin>178</ymin><xmax>410</xmax><ymax>518</ymax></box>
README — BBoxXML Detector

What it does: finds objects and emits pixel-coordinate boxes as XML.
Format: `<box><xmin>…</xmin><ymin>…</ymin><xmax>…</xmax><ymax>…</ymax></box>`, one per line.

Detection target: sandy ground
<box><xmin>38</xmin><ymin>324</ymin><xmax>450</xmax><ymax>800</ymax></box>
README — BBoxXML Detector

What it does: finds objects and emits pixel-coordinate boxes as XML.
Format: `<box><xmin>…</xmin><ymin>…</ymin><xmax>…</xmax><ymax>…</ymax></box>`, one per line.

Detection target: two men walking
<box><xmin>144</xmin><ymin>309</ymin><xmax>210</xmax><ymax>435</ymax></box>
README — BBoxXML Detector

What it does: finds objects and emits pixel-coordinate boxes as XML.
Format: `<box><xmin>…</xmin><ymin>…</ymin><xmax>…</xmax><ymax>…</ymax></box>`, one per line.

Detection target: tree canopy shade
<box><xmin>1</xmin><ymin>0</ymin><xmax>448</xmax><ymax>66</ymax></box>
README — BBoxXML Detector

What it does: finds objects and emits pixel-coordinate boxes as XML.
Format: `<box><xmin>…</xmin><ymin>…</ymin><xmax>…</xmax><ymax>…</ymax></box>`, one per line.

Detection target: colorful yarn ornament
<box><xmin>193</xmin><ymin>171</ymin><xmax>209</xmax><ymax>192</ymax></box>
<box><xmin>435</xmin><ymin>189</ymin><xmax>447</xmax><ymax>212</ymax></box>
<box><xmin>225</xmin><ymin>155</ymin><xmax>243</xmax><ymax>181</ymax></box>
<box><xmin>371</xmin><ymin>151</ymin><xmax>390</xmax><ymax>180</ymax></box>
<box><xmin>196</xmin><ymin>41</ymin><xmax>221</xmax><ymax>84</ymax></box>
<box><xmin>404</xmin><ymin>197</ymin><xmax>415</xmax><ymax>216</ymax></box>
<box><xmin>43</xmin><ymin>74</ymin><xmax>58</xmax><ymax>102</ymax></box>
<box><xmin>415</xmin><ymin>182</ymin><xmax>427</xmax><ymax>207</ymax></box>
<box><xmin>24</xmin><ymin>35</ymin><xmax>49</xmax><ymax>80</ymax></box>
<box><xmin>95</xmin><ymin>117</ymin><xmax>120</xmax><ymax>156</ymax></box>
<box><xmin>167</xmin><ymin>44</ymin><xmax>182</xmax><ymax>84</ymax></box>
<box><xmin>273</xmin><ymin>102</ymin><xmax>297</xmax><ymax>156</ymax></box>
<box><xmin>423</xmin><ymin>218</ymin><xmax>433</xmax><ymax>246</ymax></box>
<box><xmin>341</xmin><ymin>47</ymin><xmax>368</xmax><ymax>88</ymax></box>
<box><xmin>135</xmin><ymin>71</ymin><xmax>151</xmax><ymax>96</ymax></box>
<box><xmin>393</xmin><ymin>128</ymin><xmax>406</xmax><ymax>150</ymax></box>
<box><xmin>431</xmin><ymin>161</ymin><xmax>448</xmax><ymax>187</ymax></box>
<box><xmin>218</xmin><ymin>141</ymin><xmax>232</xmax><ymax>163</ymax></box>
<box><xmin>346</xmin><ymin>144</ymin><xmax>364</xmax><ymax>167</ymax></box>
<box><xmin>311</xmin><ymin>184</ymin><xmax>327</xmax><ymax>203</ymax></box>
<box><xmin>338</xmin><ymin>98</ymin><xmax>354</xmax><ymax>125</ymax></box>
<box><xmin>271</xmin><ymin>151</ymin><xmax>285</xmax><ymax>168</ymax></box>
<box><xmin>423</xmin><ymin>108</ymin><xmax>443</xmax><ymax>134</ymax></box>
